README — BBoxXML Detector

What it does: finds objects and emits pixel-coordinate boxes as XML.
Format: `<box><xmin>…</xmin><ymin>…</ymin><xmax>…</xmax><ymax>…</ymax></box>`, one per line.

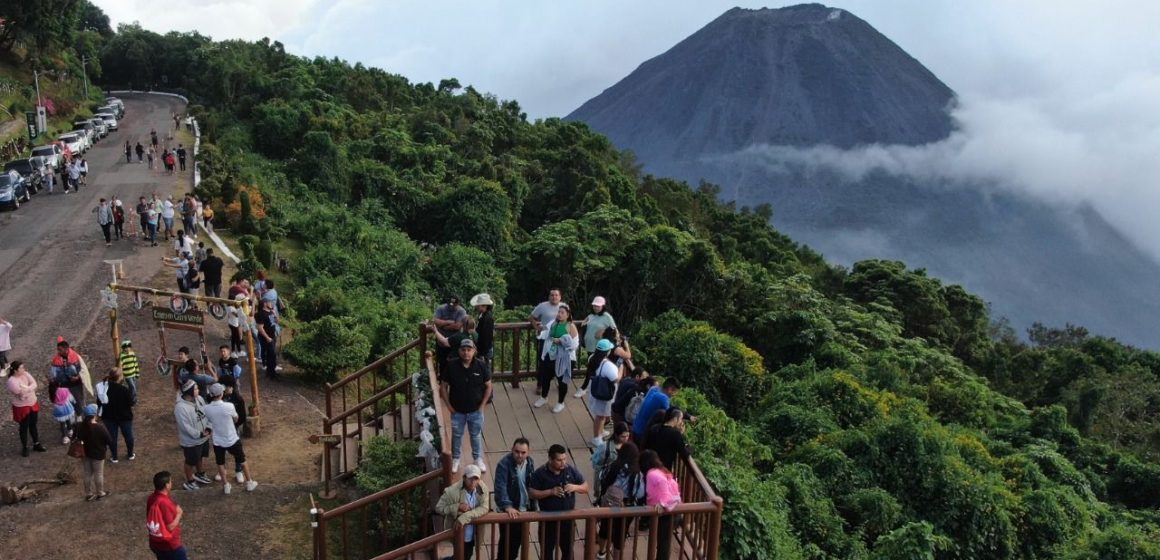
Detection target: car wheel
<box><xmin>12</xmin><ymin>197</ymin><xmax>19</xmax><ymax>209</ymax></box>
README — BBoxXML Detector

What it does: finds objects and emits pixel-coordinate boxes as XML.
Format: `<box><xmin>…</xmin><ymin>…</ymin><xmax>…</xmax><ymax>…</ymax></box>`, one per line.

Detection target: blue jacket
<box><xmin>493</xmin><ymin>453</ymin><xmax>537</xmax><ymax>512</ymax></box>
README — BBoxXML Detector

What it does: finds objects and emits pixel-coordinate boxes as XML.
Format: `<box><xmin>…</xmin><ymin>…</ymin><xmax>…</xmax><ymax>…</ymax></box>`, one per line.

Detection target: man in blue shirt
<box><xmin>529</xmin><ymin>444</ymin><xmax>589</xmax><ymax>560</ymax></box>
<box><xmin>632</xmin><ymin>378</ymin><xmax>681</xmax><ymax>441</ymax></box>
<box><xmin>493</xmin><ymin>438</ymin><xmax>535</xmax><ymax>560</ymax></box>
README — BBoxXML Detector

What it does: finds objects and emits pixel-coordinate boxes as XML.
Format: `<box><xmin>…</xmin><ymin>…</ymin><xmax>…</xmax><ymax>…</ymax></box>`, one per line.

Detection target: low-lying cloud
<box><xmin>720</xmin><ymin>82</ymin><xmax>1160</xmax><ymax>264</ymax></box>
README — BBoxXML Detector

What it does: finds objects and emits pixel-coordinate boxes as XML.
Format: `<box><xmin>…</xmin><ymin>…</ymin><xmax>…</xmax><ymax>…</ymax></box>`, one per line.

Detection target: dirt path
<box><xmin>0</xmin><ymin>96</ymin><xmax>325</xmax><ymax>558</ymax></box>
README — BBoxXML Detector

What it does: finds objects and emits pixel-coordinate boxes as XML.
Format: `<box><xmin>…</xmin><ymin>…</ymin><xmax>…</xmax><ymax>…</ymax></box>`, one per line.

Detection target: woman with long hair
<box><xmin>595</xmin><ymin>422</ymin><xmax>639</xmax><ymax>560</ymax></box>
<box><xmin>6</xmin><ymin>361</ymin><xmax>46</xmax><ymax>456</ymax></box>
<box><xmin>534</xmin><ymin>304</ymin><xmax>579</xmax><ymax>413</ymax></box>
<box><xmin>586</xmin><ymin>339</ymin><xmax>622</xmax><ymax>446</ymax></box>
<box><xmin>578</xmin><ymin>325</ymin><xmax>633</xmax><ymax>397</ymax></box>
<box><xmin>641</xmin><ymin>449</ymin><xmax>682</xmax><ymax>560</ymax></box>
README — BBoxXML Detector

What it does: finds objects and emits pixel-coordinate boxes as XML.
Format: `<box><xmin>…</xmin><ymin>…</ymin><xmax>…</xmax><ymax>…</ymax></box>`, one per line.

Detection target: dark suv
<box><xmin>3</xmin><ymin>157</ymin><xmax>45</xmax><ymax>194</ymax></box>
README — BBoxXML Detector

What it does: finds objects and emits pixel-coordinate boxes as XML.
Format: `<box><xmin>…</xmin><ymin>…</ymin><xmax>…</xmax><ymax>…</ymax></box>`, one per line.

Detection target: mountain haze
<box><xmin>567</xmin><ymin>4</ymin><xmax>1160</xmax><ymax>348</ymax></box>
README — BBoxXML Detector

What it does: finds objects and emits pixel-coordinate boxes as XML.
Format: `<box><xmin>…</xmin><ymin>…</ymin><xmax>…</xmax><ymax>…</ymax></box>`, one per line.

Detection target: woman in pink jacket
<box><xmin>6</xmin><ymin>361</ymin><xmax>47</xmax><ymax>456</ymax></box>
<box><xmin>641</xmin><ymin>449</ymin><xmax>682</xmax><ymax>560</ymax></box>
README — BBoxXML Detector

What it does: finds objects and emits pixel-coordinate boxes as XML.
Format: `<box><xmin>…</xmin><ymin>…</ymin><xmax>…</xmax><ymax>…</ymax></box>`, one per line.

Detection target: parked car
<box><xmin>95</xmin><ymin>112</ymin><xmax>118</xmax><ymax>131</ymax></box>
<box><xmin>98</xmin><ymin>103</ymin><xmax>123</xmax><ymax>119</ymax></box>
<box><xmin>70</xmin><ymin>130</ymin><xmax>93</xmax><ymax>152</ymax></box>
<box><xmin>30</xmin><ymin>144</ymin><xmax>63</xmax><ymax>169</ymax></box>
<box><xmin>105</xmin><ymin>97</ymin><xmax>125</xmax><ymax>114</ymax></box>
<box><xmin>73</xmin><ymin>121</ymin><xmax>97</xmax><ymax>143</ymax></box>
<box><xmin>58</xmin><ymin>133</ymin><xmax>84</xmax><ymax>156</ymax></box>
<box><xmin>0</xmin><ymin>171</ymin><xmax>30</xmax><ymax>209</ymax></box>
<box><xmin>3</xmin><ymin>158</ymin><xmax>45</xmax><ymax>194</ymax></box>
<box><xmin>88</xmin><ymin>118</ymin><xmax>108</xmax><ymax>138</ymax></box>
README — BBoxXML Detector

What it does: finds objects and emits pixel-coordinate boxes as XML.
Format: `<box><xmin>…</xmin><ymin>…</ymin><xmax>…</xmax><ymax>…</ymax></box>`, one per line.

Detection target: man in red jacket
<box><xmin>146</xmin><ymin>471</ymin><xmax>187</xmax><ymax>559</ymax></box>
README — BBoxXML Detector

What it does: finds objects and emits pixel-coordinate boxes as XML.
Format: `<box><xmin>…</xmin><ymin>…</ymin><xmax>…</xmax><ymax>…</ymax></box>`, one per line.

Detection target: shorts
<box><xmin>182</xmin><ymin>441</ymin><xmax>209</xmax><ymax>466</ymax></box>
<box><xmin>214</xmin><ymin>441</ymin><xmax>246</xmax><ymax>466</ymax></box>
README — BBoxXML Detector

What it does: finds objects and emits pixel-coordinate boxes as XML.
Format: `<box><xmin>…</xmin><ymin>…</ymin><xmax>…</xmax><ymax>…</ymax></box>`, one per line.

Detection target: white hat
<box><xmin>469</xmin><ymin>293</ymin><xmax>494</xmax><ymax>306</ymax></box>
<box><xmin>591</xmin><ymin>296</ymin><xmax>607</xmax><ymax>307</ymax></box>
<box><xmin>463</xmin><ymin>464</ymin><xmax>482</xmax><ymax>479</ymax></box>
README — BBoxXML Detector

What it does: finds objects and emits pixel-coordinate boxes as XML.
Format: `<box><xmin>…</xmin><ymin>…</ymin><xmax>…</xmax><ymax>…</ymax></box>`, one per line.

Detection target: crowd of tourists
<box><xmin>434</xmin><ymin>289</ymin><xmax>693</xmax><ymax>560</ymax></box>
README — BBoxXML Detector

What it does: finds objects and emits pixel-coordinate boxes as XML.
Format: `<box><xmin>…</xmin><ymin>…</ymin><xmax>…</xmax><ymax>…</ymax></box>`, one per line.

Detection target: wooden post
<box><xmin>242</xmin><ymin>299</ymin><xmax>261</xmax><ymax>435</ymax></box>
<box><xmin>109</xmin><ymin>307</ymin><xmax>120</xmax><ymax>366</ymax></box>
<box><xmin>511</xmin><ymin>328</ymin><xmax>521</xmax><ymax>388</ymax></box>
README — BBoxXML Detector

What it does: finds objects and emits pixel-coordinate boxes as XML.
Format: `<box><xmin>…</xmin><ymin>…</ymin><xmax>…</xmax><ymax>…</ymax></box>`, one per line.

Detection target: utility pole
<box><xmin>33</xmin><ymin>70</ymin><xmax>42</xmax><ymax>107</ymax></box>
<box><xmin>81</xmin><ymin>56</ymin><xmax>90</xmax><ymax>98</ymax></box>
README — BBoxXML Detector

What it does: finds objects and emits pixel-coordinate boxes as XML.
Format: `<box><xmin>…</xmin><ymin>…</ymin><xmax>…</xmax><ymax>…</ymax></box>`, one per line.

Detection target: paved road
<box><xmin>0</xmin><ymin>94</ymin><xmax>186</xmax><ymax>379</ymax></box>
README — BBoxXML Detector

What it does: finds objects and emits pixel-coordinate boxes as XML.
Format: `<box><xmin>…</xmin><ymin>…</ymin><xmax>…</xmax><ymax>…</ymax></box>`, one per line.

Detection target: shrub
<box><xmin>283</xmin><ymin>316</ymin><xmax>373</xmax><ymax>382</ymax></box>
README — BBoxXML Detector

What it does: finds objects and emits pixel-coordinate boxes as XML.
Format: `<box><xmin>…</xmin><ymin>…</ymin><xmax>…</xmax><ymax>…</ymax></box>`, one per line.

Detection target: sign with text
<box><xmin>151</xmin><ymin>306</ymin><xmax>204</xmax><ymax>326</ymax></box>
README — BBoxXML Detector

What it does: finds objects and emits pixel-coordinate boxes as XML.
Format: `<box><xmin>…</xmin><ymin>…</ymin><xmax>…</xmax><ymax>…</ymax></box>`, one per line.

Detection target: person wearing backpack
<box><xmin>623</xmin><ymin>376</ymin><xmax>656</xmax><ymax>429</ymax></box>
<box><xmin>595</xmin><ymin>422</ymin><xmax>640</xmax><ymax>560</ymax></box>
<box><xmin>612</xmin><ymin>368</ymin><xmax>649</xmax><ymax>427</ymax></box>
<box><xmin>587</xmin><ymin>339</ymin><xmax>621</xmax><ymax>446</ymax></box>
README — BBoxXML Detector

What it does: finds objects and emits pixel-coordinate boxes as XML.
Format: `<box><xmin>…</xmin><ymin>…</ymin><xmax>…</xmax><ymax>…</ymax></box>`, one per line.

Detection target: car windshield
<box><xmin>32</xmin><ymin>148</ymin><xmax>53</xmax><ymax>157</ymax></box>
<box><xmin>60</xmin><ymin>135</ymin><xmax>76</xmax><ymax>142</ymax></box>
<box><xmin>4</xmin><ymin>161</ymin><xmax>29</xmax><ymax>173</ymax></box>
<box><xmin>0</xmin><ymin>175</ymin><xmax>15</xmax><ymax>188</ymax></box>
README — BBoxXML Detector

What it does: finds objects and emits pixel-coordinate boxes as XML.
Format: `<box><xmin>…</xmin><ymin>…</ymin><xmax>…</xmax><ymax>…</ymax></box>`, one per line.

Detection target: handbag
<box><xmin>67</xmin><ymin>437</ymin><xmax>85</xmax><ymax>459</ymax></box>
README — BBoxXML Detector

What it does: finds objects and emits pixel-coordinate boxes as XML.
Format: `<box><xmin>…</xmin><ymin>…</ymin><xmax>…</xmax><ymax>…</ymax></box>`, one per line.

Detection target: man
<box><xmin>95</xmin><ymin>198</ymin><xmax>114</xmax><ymax>246</ymax></box>
<box><xmin>218</xmin><ymin>345</ymin><xmax>242</xmax><ymax>386</ymax></box>
<box><xmin>222</xmin><ymin>381</ymin><xmax>248</xmax><ymax>483</ymax></box>
<box><xmin>204</xmin><ymin>383</ymin><xmax>258</xmax><ymax>494</ymax></box>
<box><xmin>146</xmin><ymin>471</ymin><xmax>188</xmax><ymax>559</ymax></box>
<box><xmin>255</xmin><ymin>298</ymin><xmax>280</xmax><ymax>381</ymax></box>
<box><xmin>0</xmin><ymin>317</ymin><xmax>12</xmax><ymax>375</ymax></box>
<box><xmin>119</xmin><ymin>339</ymin><xmax>141</xmax><ymax>404</ymax></box>
<box><xmin>50</xmin><ymin>338</ymin><xmax>85</xmax><ymax>412</ymax></box>
<box><xmin>439</xmin><ymin>339</ymin><xmax>492</xmax><ymax>474</ymax></box>
<box><xmin>431</xmin><ymin>317</ymin><xmax>477</xmax><ymax>355</ymax></box>
<box><xmin>493</xmin><ymin>438</ymin><xmax>536</xmax><ymax>560</ymax></box>
<box><xmin>529</xmin><ymin>444</ymin><xmax>589</xmax><ymax>560</ymax></box>
<box><xmin>176</xmin><ymin>347</ymin><xmax>216</xmax><ymax>396</ymax></box>
<box><xmin>137</xmin><ymin>196</ymin><xmax>150</xmax><ymax>241</ymax></box>
<box><xmin>181</xmin><ymin>195</ymin><xmax>196</xmax><ymax>238</ymax></box>
<box><xmin>432</xmin><ymin>296</ymin><xmax>467</xmax><ymax>373</ymax></box>
<box><xmin>173</xmin><ymin>380</ymin><xmax>213</xmax><ymax>491</ymax></box>
<box><xmin>528</xmin><ymin>289</ymin><xmax>565</xmax><ymax>392</ymax></box>
<box><xmin>611</xmin><ymin>368</ymin><xmax>648</xmax><ymax>427</ymax></box>
<box><xmin>435</xmin><ymin>464</ymin><xmax>490</xmax><ymax>560</ymax></box>
<box><xmin>632</xmin><ymin>378</ymin><xmax>681</xmax><ymax>441</ymax></box>
<box><xmin>67</xmin><ymin>159</ymin><xmax>81</xmax><ymax>192</ymax></box>
<box><xmin>200</xmin><ymin>248</ymin><xmax>224</xmax><ymax>298</ymax></box>
<box><xmin>260</xmin><ymin>279</ymin><xmax>280</xmax><ymax>314</ymax></box>
<box><xmin>176</xmin><ymin>144</ymin><xmax>187</xmax><ymax>171</ymax></box>
<box><xmin>135</xmin><ymin>142</ymin><xmax>145</xmax><ymax>163</ymax></box>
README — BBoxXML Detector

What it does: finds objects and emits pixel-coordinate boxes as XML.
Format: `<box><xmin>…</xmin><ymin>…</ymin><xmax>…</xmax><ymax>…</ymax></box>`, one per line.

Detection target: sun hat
<box><xmin>469</xmin><ymin>293</ymin><xmax>494</xmax><ymax>306</ymax></box>
<box><xmin>596</xmin><ymin>339</ymin><xmax>615</xmax><ymax>352</ymax></box>
<box><xmin>591</xmin><ymin>296</ymin><xmax>607</xmax><ymax>307</ymax></box>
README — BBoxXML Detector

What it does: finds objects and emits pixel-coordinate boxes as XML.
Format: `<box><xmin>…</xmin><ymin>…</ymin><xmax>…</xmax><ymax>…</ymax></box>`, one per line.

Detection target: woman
<box><xmin>469</xmin><ymin>293</ymin><xmax>495</xmax><ymax>364</ymax></box>
<box><xmin>646</xmin><ymin>407</ymin><xmax>692</xmax><ymax>471</ymax></box>
<box><xmin>586</xmin><ymin>339</ymin><xmax>622</xmax><ymax>446</ymax></box>
<box><xmin>74</xmin><ymin>403</ymin><xmax>112</xmax><ymax>501</ymax></box>
<box><xmin>578</xmin><ymin>326</ymin><xmax>633</xmax><ymax>398</ymax></box>
<box><xmin>6</xmin><ymin>361</ymin><xmax>47</xmax><ymax>456</ymax></box>
<box><xmin>202</xmin><ymin>202</ymin><xmax>215</xmax><ymax>233</ymax></box>
<box><xmin>642</xmin><ymin>449</ymin><xmax>682</xmax><ymax>560</ymax></box>
<box><xmin>173</xmin><ymin>229</ymin><xmax>193</xmax><ymax>258</ymax></box>
<box><xmin>101</xmin><ymin>368</ymin><xmax>135</xmax><ymax>463</ymax></box>
<box><xmin>227</xmin><ymin>293</ymin><xmax>247</xmax><ymax>353</ymax></box>
<box><xmin>161</xmin><ymin>196</ymin><xmax>175</xmax><ymax>240</ymax></box>
<box><xmin>146</xmin><ymin>202</ymin><xmax>160</xmax><ymax>247</ymax></box>
<box><xmin>596</xmin><ymin>423</ymin><xmax>639</xmax><ymax>560</ymax></box>
<box><xmin>533</xmin><ymin>304</ymin><xmax>578</xmax><ymax>413</ymax></box>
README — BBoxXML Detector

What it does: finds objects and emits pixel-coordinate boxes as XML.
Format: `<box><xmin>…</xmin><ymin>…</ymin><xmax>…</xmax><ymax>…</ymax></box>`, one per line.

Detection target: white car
<box><xmin>88</xmin><ymin>118</ymin><xmax>108</xmax><ymax>137</ymax></box>
<box><xmin>31</xmin><ymin>145</ymin><xmax>63</xmax><ymax>169</ymax></box>
<box><xmin>95</xmin><ymin>112</ymin><xmax>118</xmax><ymax>131</ymax></box>
<box><xmin>71</xmin><ymin>129</ymin><xmax>93</xmax><ymax>151</ymax></box>
<box><xmin>58</xmin><ymin>133</ymin><xmax>84</xmax><ymax>156</ymax></box>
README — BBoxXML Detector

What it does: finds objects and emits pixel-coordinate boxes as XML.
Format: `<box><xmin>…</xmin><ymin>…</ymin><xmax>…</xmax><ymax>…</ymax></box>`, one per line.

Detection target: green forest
<box><xmin>5</xmin><ymin>3</ymin><xmax>1159</xmax><ymax>558</ymax></box>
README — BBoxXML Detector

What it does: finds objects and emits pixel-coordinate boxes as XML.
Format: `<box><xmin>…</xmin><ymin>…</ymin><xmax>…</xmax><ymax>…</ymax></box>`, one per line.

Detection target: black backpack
<box><xmin>589</xmin><ymin>360</ymin><xmax>615</xmax><ymax>401</ymax></box>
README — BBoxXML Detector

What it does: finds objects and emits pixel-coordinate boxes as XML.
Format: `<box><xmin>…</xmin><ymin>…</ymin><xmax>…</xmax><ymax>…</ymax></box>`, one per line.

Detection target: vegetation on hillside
<box><xmin>80</xmin><ymin>14</ymin><xmax>1160</xmax><ymax>560</ymax></box>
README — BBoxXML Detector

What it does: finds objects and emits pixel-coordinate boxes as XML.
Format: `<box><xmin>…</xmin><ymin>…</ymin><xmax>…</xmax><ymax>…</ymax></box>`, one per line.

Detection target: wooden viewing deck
<box><xmin>312</xmin><ymin>324</ymin><xmax>723</xmax><ymax>560</ymax></box>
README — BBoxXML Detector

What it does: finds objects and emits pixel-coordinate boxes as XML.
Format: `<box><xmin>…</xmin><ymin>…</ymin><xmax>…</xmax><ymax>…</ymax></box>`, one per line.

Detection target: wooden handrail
<box><xmin>323</xmin><ymin>376</ymin><xmax>412</xmax><ymax>427</ymax></box>
<box><xmin>367</xmin><ymin>529</ymin><xmax>456</xmax><ymax>560</ymax></box>
<box><xmin>425</xmin><ymin>354</ymin><xmax>452</xmax><ymax>460</ymax></box>
<box><xmin>684</xmin><ymin>455</ymin><xmax>719</xmax><ymax>501</ymax></box>
<box><xmin>467</xmin><ymin>500</ymin><xmax>718</xmax><ymax>526</ymax></box>
<box><xmin>322</xmin><ymin>468</ymin><xmax>443</xmax><ymax>518</ymax></box>
<box><xmin>328</xmin><ymin>337</ymin><xmax>422</xmax><ymax>391</ymax></box>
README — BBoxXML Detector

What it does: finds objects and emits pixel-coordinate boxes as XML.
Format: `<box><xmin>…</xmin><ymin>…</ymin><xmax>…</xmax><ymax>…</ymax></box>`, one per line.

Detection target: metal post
<box><xmin>34</xmin><ymin>71</ymin><xmax>42</xmax><ymax>107</ymax></box>
<box><xmin>81</xmin><ymin>56</ymin><xmax>89</xmax><ymax>98</ymax></box>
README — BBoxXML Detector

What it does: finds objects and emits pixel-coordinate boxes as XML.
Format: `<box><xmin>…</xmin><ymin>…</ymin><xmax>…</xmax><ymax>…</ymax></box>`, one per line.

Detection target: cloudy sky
<box><xmin>94</xmin><ymin>0</ymin><xmax>1160</xmax><ymax>260</ymax></box>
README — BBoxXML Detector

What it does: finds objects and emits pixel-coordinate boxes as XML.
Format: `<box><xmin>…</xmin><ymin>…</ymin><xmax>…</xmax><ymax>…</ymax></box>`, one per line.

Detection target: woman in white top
<box><xmin>586</xmin><ymin>339</ymin><xmax>622</xmax><ymax>446</ymax></box>
<box><xmin>174</xmin><ymin>230</ymin><xmax>193</xmax><ymax>258</ymax></box>
<box><xmin>161</xmin><ymin>197</ymin><xmax>176</xmax><ymax>240</ymax></box>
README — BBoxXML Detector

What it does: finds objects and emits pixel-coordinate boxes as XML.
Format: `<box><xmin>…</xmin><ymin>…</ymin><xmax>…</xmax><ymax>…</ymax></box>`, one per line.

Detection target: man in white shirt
<box><xmin>203</xmin><ymin>383</ymin><xmax>258</xmax><ymax>494</ymax></box>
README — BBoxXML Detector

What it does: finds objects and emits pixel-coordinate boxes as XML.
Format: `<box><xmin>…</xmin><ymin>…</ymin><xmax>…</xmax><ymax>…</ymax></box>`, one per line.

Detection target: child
<box><xmin>195</xmin><ymin>242</ymin><xmax>207</xmax><ymax>267</ymax></box>
<box><xmin>52</xmin><ymin>386</ymin><xmax>76</xmax><ymax>444</ymax></box>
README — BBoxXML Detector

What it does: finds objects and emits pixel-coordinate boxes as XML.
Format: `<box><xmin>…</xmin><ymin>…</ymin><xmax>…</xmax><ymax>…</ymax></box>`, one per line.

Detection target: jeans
<box><xmin>152</xmin><ymin>546</ymin><xmax>188</xmax><ymax>560</ymax></box>
<box><xmin>450</xmin><ymin>410</ymin><xmax>483</xmax><ymax>461</ymax></box>
<box><xmin>148</xmin><ymin>222</ymin><xmax>158</xmax><ymax>243</ymax></box>
<box><xmin>17</xmin><ymin>409</ymin><xmax>40</xmax><ymax>448</ymax></box>
<box><xmin>163</xmin><ymin>217</ymin><xmax>174</xmax><ymax>238</ymax></box>
<box><xmin>100</xmin><ymin>223</ymin><xmax>111</xmax><ymax>243</ymax></box>
<box><xmin>260</xmin><ymin>337</ymin><xmax>277</xmax><ymax>378</ymax></box>
<box><xmin>103</xmin><ymin>419</ymin><xmax>135</xmax><ymax>460</ymax></box>
<box><xmin>125</xmin><ymin>376</ymin><xmax>139</xmax><ymax>405</ymax></box>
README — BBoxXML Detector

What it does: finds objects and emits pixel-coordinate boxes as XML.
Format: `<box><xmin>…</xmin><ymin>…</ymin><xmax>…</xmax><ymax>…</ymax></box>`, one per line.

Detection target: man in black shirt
<box><xmin>440</xmin><ymin>338</ymin><xmax>492</xmax><ymax>475</ymax></box>
<box><xmin>176</xmin><ymin>144</ymin><xmax>187</xmax><ymax>171</ymax></box>
<box><xmin>255</xmin><ymin>299</ymin><xmax>280</xmax><ymax>381</ymax></box>
<box><xmin>200</xmin><ymin>249</ymin><xmax>224</xmax><ymax>298</ymax></box>
<box><xmin>529</xmin><ymin>444</ymin><xmax>589</xmax><ymax>560</ymax></box>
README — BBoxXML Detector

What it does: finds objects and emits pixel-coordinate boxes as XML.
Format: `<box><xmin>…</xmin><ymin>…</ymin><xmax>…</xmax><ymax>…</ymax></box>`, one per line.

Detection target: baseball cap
<box><xmin>83</xmin><ymin>404</ymin><xmax>99</xmax><ymax>416</ymax></box>
<box><xmin>120</xmin><ymin>339</ymin><xmax>132</xmax><ymax>347</ymax></box>
<box><xmin>463</xmin><ymin>464</ymin><xmax>482</xmax><ymax>479</ymax></box>
<box><xmin>592</xmin><ymin>296</ymin><xmax>607</xmax><ymax>307</ymax></box>
<box><xmin>596</xmin><ymin>339</ymin><xmax>615</xmax><ymax>352</ymax></box>
<box><xmin>459</xmin><ymin>338</ymin><xmax>476</xmax><ymax>348</ymax></box>
<box><xmin>208</xmin><ymin>383</ymin><xmax>225</xmax><ymax>398</ymax></box>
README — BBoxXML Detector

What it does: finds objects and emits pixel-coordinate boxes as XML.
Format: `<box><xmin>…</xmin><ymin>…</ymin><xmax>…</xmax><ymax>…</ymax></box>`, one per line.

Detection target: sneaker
<box><xmin>109</xmin><ymin>458</ymin><xmax>119</xmax><ymax>464</ymax></box>
<box><xmin>183</xmin><ymin>481</ymin><xmax>200</xmax><ymax>491</ymax></box>
<box><xmin>32</xmin><ymin>443</ymin><xmax>46</xmax><ymax>452</ymax></box>
<box><xmin>451</xmin><ymin>458</ymin><xmax>461</xmax><ymax>473</ymax></box>
<box><xmin>62</xmin><ymin>436</ymin><xmax>70</xmax><ymax>445</ymax></box>
<box><xmin>128</xmin><ymin>453</ymin><xmax>136</xmax><ymax>460</ymax></box>
<box><xmin>245</xmin><ymin>480</ymin><xmax>258</xmax><ymax>492</ymax></box>
<box><xmin>574</xmin><ymin>389</ymin><xmax>586</xmax><ymax>399</ymax></box>
<box><xmin>193</xmin><ymin>473</ymin><xmax>212</xmax><ymax>485</ymax></box>
<box><xmin>551</xmin><ymin>403</ymin><xmax>566</xmax><ymax>414</ymax></box>
<box><xmin>214</xmin><ymin>474</ymin><xmax>222</xmax><ymax>481</ymax></box>
<box><xmin>275</xmin><ymin>365</ymin><xmax>284</xmax><ymax>372</ymax></box>
<box><xmin>223</xmin><ymin>483</ymin><xmax>232</xmax><ymax>495</ymax></box>
<box><xmin>236</xmin><ymin>350</ymin><xmax>247</xmax><ymax>357</ymax></box>
<box><xmin>475</xmin><ymin>458</ymin><xmax>488</xmax><ymax>473</ymax></box>
<box><xmin>236</xmin><ymin>471</ymin><xmax>245</xmax><ymax>483</ymax></box>
<box><xmin>533</xmin><ymin>397</ymin><xmax>547</xmax><ymax>408</ymax></box>
<box><xmin>597</xmin><ymin>552</ymin><xmax>608</xmax><ymax>560</ymax></box>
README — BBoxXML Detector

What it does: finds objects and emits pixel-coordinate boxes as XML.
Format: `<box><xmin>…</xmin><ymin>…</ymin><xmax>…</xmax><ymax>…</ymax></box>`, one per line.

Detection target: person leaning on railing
<box><xmin>493</xmin><ymin>438</ymin><xmax>536</xmax><ymax>560</ymax></box>
<box><xmin>436</xmin><ymin>464</ymin><xmax>490</xmax><ymax>560</ymax></box>
<box><xmin>528</xmin><ymin>444</ymin><xmax>589</xmax><ymax>560</ymax></box>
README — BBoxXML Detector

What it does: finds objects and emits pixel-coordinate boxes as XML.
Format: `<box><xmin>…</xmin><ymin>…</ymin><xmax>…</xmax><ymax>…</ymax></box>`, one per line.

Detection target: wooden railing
<box><xmin>314</xmin><ymin>321</ymin><xmax>724</xmax><ymax>560</ymax></box>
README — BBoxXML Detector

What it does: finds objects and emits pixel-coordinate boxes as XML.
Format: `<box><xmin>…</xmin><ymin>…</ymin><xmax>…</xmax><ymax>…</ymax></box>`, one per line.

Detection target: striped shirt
<box><xmin>120</xmin><ymin>350</ymin><xmax>140</xmax><ymax>378</ymax></box>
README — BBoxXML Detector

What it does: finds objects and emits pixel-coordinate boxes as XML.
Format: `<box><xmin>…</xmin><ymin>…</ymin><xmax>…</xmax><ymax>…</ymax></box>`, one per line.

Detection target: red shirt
<box><xmin>146</xmin><ymin>491</ymin><xmax>183</xmax><ymax>551</ymax></box>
